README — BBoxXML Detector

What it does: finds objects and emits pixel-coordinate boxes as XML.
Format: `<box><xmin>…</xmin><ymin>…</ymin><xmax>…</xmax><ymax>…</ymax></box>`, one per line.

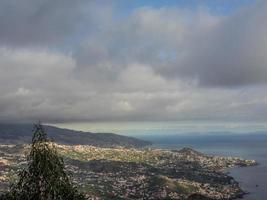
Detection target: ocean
<box><xmin>136</xmin><ymin>134</ymin><xmax>267</xmax><ymax>200</ymax></box>
<box><xmin>55</xmin><ymin>121</ymin><xmax>267</xmax><ymax>200</ymax></box>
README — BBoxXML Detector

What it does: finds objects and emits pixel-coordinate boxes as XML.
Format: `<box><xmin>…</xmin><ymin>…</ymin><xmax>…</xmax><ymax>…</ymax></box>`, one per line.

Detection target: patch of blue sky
<box><xmin>116</xmin><ymin>0</ymin><xmax>255</xmax><ymax>17</ymax></box>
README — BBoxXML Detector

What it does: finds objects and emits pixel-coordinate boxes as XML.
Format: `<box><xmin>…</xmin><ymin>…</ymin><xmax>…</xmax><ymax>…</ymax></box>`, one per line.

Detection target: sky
<box><xmin>0</xmin><ymin>0</ymin><xmax>267</xmax><ymax>123</ymax></box>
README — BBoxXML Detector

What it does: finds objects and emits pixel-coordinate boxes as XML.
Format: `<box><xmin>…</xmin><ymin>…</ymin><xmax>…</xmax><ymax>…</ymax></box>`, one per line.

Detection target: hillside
<box><xmin>0</xmin><ymin>144</ymin><xmax>256</xmax><ymax>199</ymax></box>
<box><xmin>0</xmin><ymin>124</ymin><xmax>151</xmax><ymax>148</ymax></box>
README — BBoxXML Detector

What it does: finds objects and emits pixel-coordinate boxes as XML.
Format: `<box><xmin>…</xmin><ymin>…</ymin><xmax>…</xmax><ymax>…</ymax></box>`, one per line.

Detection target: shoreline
<box><xmin>0</xmin><ymin>144</ymin><xmax>259</xmax><ymax>200</ymax></box>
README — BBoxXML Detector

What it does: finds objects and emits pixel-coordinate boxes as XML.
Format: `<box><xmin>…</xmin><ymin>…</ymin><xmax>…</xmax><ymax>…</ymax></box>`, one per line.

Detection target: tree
<box><xmin>1</xmin><ymin>123</ymin><xmax>87</xmax><ymax>200</ymax></box>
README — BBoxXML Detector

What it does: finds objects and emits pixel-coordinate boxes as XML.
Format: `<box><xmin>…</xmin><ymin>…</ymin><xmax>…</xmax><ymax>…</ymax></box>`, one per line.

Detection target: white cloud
<box><xmin>0</xmin><ymin>1</ymin><xmax>267</xmax><ymax>122</ymax></box>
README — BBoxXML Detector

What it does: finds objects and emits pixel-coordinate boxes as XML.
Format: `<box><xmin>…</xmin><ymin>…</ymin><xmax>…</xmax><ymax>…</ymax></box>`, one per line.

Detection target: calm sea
<box><xmin>136</xmin><ymin>134</ymin><xmax>267</xmax><ymax>200</ymax></box>
<box><xmin>55</xmin><ymin>121</ymin><xmax>267</xmax><ymax>200</ymax></box>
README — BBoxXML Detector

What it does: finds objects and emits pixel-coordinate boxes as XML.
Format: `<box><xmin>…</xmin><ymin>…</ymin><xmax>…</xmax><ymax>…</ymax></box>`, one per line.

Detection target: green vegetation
<box><xmin>58</xmin><ymin>146</ymin><xmax>171</xmax><ymax>164</ymax></box>
<box><xmin>0</xmin><ymin>123</ymin><xmax>150</xmax><ymax>147</ymax></box>
<box><xmin>0</xmin><ymin>129</ymin><xmax>256</xmax><ymax>200</ymax></box>
<box><xmin>0</xmin><ymin>123</ymin><xmax>86</xmax><ymax>200</ymax></box>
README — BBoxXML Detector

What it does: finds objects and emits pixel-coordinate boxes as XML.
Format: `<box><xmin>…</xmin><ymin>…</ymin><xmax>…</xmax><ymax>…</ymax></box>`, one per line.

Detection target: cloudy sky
<box><xmin>0</xmin><ymin>0</ymin><xmax>267</xmax><ymax>123</ymax></box>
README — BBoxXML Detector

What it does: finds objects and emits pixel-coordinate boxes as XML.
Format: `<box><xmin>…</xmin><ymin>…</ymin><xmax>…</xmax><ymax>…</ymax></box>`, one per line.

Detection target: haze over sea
<box><xmin>54</xmin><ymin>121</ymin><xmax>267</xmax><ymax>200</ymax></box>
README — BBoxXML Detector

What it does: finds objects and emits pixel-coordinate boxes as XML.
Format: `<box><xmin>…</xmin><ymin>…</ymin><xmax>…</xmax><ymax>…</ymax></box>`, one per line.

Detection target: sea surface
<box><xmin>137</xmin><ymin>134</ymin><xmax>267</xmax><ymax>200</ymax></box>
<box><xmin>55</xmin><ymin>121</ymin><xmax>267</xmax><ymax>200</ymax></box>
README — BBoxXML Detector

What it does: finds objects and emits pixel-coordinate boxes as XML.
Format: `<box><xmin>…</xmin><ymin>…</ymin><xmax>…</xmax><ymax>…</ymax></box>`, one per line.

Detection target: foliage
<box><xmin>0</xmin><ymin>123</ymin><xmax>87</xmax><ymax>200</ymax></box>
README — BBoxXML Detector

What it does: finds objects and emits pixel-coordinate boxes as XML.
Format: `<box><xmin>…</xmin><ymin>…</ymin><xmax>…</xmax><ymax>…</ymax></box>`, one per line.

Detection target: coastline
<box><xmin>224</xmin><ymin>164</ymin><xmax>258</xmax><ymax>199</ymax></box>
<box><xmin>228</xmin><ymin>162</ymin><xmax>266</xmax><ymax>200</ymax></box>
<box><xmin>138</xmin><ymin>133</ymin><xmax>265</xmax><ymax>200</ymax></box>
<box><xmin>0</xmin><ymin>144</ymin><xmax>257</xmax><ymax>200</ymax></box>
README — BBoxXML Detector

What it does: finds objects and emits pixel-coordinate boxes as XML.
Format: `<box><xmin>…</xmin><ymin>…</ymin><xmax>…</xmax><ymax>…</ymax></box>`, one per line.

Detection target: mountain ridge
<box><xmin>0</xmin><ymin>123</ymin><xmax>151</xmax><ymax>148</ymax></box>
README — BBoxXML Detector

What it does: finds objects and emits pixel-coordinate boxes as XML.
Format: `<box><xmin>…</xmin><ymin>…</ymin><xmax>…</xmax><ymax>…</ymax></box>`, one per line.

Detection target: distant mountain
<box><xmin>0</xmin><ymin>124</ymin><xmax>151</xmax><ymax>148</ymax></box>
